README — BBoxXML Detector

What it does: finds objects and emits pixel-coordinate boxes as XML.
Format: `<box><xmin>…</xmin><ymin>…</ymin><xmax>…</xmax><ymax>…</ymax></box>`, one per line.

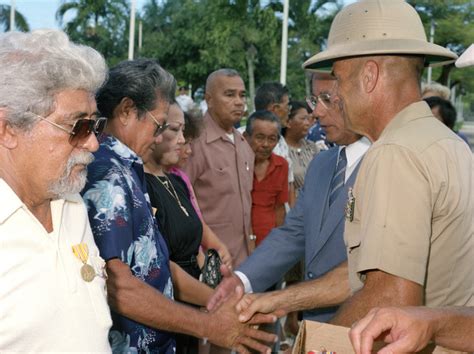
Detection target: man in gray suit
<box><xmin>208</xmin><ymin>72</ymin><xmax>370</xmax><ymax>322</ymax></box>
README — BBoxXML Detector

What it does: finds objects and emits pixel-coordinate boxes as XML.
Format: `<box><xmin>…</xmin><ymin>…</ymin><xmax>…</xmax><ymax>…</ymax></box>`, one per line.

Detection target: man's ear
<box><xmin>0</xmin><ymin>111</ymin><xmax>18</xmax><ymax>149</ymax></box>
<box><xmin>362</xmin><ymin>60</ymin><xmax>380</xmax><ymax>93</ymax></box>
<box><xmin>115</xmin><ymin>97</ymin><xmax>136</xmax><ymax>125</ymax></box>
<box><xmin>268</xmin><ymin>103</ymin><xmax>278</xmax><ymax>115</ymax></box>
<box><xmin>204</xmin><ymin>92</ymin><xmax>212</xmax><ymax>107</ymax></box>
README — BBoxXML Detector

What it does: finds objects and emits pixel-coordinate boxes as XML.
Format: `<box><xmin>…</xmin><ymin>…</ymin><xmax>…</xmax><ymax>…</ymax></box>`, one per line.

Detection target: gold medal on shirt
<box><xmin>72</xmin><ymin>243</ymin><xmax>95</xmax><ymax>282</ymax></box>
<box><xmin>345</xmin><ymin>188</ymin><xmax>355</xmax><ymax>222</ymax></box>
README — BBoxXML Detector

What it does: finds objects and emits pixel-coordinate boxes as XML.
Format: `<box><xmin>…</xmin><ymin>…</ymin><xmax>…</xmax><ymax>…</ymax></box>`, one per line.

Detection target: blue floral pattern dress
<box><xmin>82</xmin><ymin>134</ymin><xmax>175</xmax><ymax>353</ymax></box>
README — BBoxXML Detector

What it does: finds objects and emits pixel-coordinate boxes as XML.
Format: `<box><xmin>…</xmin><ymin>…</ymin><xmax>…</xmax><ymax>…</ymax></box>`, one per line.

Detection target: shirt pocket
<box><xmin>344</xmin><ymin>219</ymin><xmax>361</xmax><ymax>254</ymax></box>
<box><xmin>210</xmin><ymin>165</ymin><xmax>236</xmax><ymax>194</ymax></box>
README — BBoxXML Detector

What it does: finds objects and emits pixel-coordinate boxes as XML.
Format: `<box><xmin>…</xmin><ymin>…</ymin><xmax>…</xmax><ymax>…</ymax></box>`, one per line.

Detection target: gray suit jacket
<box><xmin>238</xmin><ymin>147</ymin><xmax>362</xmax><ymax>322</ymax></box>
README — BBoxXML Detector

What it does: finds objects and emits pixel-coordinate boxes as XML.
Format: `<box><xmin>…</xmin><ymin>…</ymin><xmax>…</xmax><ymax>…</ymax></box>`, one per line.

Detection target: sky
<box><xmin>1</xmin><ymin>0</ymin><xmax>356</xmax><ymax>31</ymax></box>
<box><xmin>0</xmin><ymin>0</ymin><xmax>148</xmax><ymax>30</ymax></box>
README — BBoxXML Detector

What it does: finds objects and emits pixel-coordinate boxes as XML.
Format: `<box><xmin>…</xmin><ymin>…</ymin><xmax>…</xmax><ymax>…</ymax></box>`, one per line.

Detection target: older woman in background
<box><xmin>144</xmin><ymin>103</ymin><xmax>233</xmax><ymax>354</ymax></box>
<box><xmin>169</xmin><ymin>109</ymin><xmax>233</xmax><ymax>270</ymax></box>
<box><xmin>284</xmin><ymin>101</ymin><xmax>320</xmax><ymax>195</ymax></box>
<box><xmin>144</xmin><ymin>104</ymin><xmax>232</xmax><ymax>277</ymax></box>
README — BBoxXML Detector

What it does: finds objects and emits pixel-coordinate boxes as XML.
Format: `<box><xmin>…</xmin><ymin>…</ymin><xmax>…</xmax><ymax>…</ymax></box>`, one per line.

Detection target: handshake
<box><xmin>205</xmin><ymin>265</ymin><xmax>289</xmax><ymax>353</ymax></box>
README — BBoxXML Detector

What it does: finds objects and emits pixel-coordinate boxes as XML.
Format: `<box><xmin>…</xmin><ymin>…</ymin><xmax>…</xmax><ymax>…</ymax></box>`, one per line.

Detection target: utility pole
<box><xmin>280</xmin><ymin>0</ymin><xmax>289</xmax><ymax>85</ymax></box>
<box><xmin>10</xmin><ymin>0</ymin><xmax>15</xmax><ymax>31</ymax></box>
<box><xmin>138</xmin><ymin>21</ymin><xmax>143</xmax><ymax>56</ymax></box>
<box><xmin>427</xmin><ymin>18</ymin><xmax>435</xmax><ymax>84</ymax></box>
<box><xmin>128</xmin><ymin>0</ymin><xmax>136</xmax><ymax>60</ymax></box>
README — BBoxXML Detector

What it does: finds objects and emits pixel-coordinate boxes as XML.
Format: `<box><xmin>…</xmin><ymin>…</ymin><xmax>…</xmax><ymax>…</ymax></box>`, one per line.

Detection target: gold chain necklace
<box><xmin>155</xmin><ymin>174</ymin><xmax>190</xmax><ymax>217</ymax></box>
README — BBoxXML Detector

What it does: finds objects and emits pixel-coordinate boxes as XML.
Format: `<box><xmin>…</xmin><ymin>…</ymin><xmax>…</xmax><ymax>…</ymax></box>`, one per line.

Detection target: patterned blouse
<box><xmin>287</xmin><ymin>139</ymin><xmax>320</xmax><ymax>194</ymax></box>
<box><xmin>82</xmin><ymin>134</ymin><xmax>175</xmax><ymax>354</ymax></box>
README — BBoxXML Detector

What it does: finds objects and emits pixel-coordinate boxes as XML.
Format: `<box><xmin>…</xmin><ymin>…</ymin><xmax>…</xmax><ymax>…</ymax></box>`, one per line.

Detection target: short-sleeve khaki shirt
<box><xmin>345</xmin><ymin>102</ymin><xmax>473</xmax><ymax>307</ymax></box>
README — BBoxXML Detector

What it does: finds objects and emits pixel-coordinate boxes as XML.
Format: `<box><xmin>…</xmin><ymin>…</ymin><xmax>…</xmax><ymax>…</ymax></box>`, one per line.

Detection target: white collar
<box><xmin>339</xmin><ymin>136</ymin><xmax>371</xmax><ymax>169</ymax></box>
<box><xmin>0</xmin><ymin>178</ymin><xmax>82</xmax><ymax>223</ymax></box>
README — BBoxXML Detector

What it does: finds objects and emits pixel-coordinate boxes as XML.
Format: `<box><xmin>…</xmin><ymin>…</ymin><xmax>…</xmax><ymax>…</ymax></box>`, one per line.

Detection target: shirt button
<box><xmin>307</xmin><ymin>272</ymin><xmax>314</xmax><ymax>279</ymax></box>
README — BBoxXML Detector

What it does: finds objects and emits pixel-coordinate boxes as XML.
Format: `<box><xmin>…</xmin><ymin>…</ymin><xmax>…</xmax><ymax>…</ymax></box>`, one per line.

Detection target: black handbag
<box><xmin>200</xmin><ymin>249</ymin><xmax>223</xmax><ymax>288</ymax></box>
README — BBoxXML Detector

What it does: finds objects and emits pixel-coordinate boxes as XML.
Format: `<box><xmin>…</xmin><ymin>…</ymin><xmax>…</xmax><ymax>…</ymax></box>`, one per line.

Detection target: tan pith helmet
<box><xmin>303</xmin><ymin>0</ymin><xmax>457</xmax><ymax>71</ymax></box>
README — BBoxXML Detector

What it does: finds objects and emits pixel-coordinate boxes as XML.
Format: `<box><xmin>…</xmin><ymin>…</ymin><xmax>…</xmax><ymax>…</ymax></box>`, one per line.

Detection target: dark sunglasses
<box><xmin>34</xmin><ymin>113</ymin><xmax>107</xmax><ymax>147</ymax></box>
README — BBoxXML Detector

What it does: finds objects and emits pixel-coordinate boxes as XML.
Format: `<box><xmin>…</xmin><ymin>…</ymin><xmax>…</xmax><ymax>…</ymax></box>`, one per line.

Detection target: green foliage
<box><xmin>284</xmin><ymin>0</ymin><xmax>339</xmax><ymax>99</ymax></box>
<box><xmin>407</xmin><ymin>0</ymin><xmax>474</xmax><ymax>82</ymax></box>
<box><xmin>408</xmin><ymin>0</ymin><xmax>474</xmax><ymax>119</ymax></box>
<box><xmin>50</xmin><ymin>0</ymin><xmax>472</xmax><ymax>113</ymax></box>
<box><xmin>56</xmin><ymin>0</ymin><xmax>129</xmax><ymax>65</ymax></box>
<box><xmin>140</xmin><ymin>0</ymin><xmax>340</xmax><ymax>104</ymax></box>
<box><xmin>141</xmin><ymin>0</ymin><xmax>281</xmax><ymax>97</ymax></box>
<box><xmin>0</xmin><ymin>5</ymin><xmax>30</xmax><ymax>32</ymax></box>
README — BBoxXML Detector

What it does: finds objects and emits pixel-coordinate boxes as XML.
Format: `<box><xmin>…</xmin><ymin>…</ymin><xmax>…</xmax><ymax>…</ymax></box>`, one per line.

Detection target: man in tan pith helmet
<box><xmin>210</xmin><ymin>0</ymin><xmax>473</xmax><ymax>334</ymax></box>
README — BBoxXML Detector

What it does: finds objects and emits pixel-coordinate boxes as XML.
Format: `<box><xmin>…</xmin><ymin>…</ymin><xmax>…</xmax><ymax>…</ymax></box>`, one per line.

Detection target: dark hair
<box><xmin>245</xmin><ymin>110</ymin><xmax>281</xmax><ymax>136</ymax></box>
<box><xmin>97</xmin><ymin>58</ymin><xmax>176</xmax><ymax>120</ymax></box>
<box><xmin>254</xmin><ymin>82</ymin><xmax>289</xmax><ymax>110</ymax></box>
<box><xmin>183</xmin><ymin>109</ymin><xmax>202</xmax><ymax>141</ymax></box>
<box><xmin>424</xmin><ymin>96</ymin><xmax>456</xmax><ymax>129</ymax></box>
<box><xmin>288</xmin><ymin>100</ymin><xmax>310</xmax><ymax>120</ymax></box>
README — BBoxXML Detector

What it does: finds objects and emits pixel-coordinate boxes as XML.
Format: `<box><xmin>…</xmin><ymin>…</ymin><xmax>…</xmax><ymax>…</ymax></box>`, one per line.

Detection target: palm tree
<box><xmin>0</xmin><ymin>4</ymin><xmax>29</xmax><ymax>32</ymax></box>
<box><xmin>56</xmin><ymin>0</ymin><xmax>129</xmax><ymax>63</ymax></box>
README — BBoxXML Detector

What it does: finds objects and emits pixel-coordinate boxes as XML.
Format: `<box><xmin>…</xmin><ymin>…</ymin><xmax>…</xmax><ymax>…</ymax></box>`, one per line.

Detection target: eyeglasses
<box><xmin>292</xmin><ymin>114</ymin><xmax>313</xmax><ymax>122</ymax></box>
<box><xmin>146</xmin><ymin>110</ymin><xmax>169</xmax><ymax>137</ymax></box>
<box><xmin>254</xmin><ymin>134</ymin><xmax>279</xmax><ymax>145</ymax></box>
<box><xmin>33</xmin><ymin>113</ymin><xmax>107</xmax><ymax>147</ymax></box>
<box><xmin>305</xmin><ymin>93</ymin><xmax>333</xmax><ymax>111</ymax></box>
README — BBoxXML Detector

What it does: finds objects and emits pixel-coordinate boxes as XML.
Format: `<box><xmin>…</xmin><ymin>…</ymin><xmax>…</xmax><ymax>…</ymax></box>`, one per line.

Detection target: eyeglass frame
<box><xmin>305</xmin><ymin>92</ymin><xmax>334</xmax><ymax>111</ymax></box>
<box><xmin>253</xmin><ymin>133</ymin><xmax>280</xmax><ymax>145</ymax></box>
<box><xmin>145</xmin><ymin>110</ymin><xmax>169</xmax><ymax>137</ymax></box>
<box><xmin>31</xmin><ymin>112</ymin><xmax>107</xmax><ymax>146</ymax></box>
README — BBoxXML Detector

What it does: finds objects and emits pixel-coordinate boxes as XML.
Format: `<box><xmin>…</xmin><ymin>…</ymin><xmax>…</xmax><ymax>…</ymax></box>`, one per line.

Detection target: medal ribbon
<box><xmin>72</xmin><ymin>243</ymin><xmax>89</xmax><ymax>265</ymax></box>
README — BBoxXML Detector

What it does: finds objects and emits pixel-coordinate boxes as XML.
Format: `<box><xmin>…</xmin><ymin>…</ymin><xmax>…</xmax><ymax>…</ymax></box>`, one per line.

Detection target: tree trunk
<box><xmin>246</xmin><ymin>44</ymin><xmax>257</xmax><ymax>113</ymax></box>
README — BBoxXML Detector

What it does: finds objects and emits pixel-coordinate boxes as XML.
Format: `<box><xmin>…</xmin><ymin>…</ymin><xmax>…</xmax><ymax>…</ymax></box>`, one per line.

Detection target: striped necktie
<box><xmin>329</xmin><ymin>148</ymin><xmax>347</xmax><ymax>206</ymax></box>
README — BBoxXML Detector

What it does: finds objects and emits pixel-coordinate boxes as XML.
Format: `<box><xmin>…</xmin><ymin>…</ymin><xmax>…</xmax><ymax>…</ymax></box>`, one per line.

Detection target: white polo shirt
<box><xmin>0</xmin><ymin>179</ymin><xmax>112</xmax><ymax>352</ymax></box>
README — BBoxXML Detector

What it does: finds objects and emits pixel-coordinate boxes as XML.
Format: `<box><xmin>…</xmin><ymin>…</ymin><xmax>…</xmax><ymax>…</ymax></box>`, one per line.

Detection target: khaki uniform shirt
<box><xmin>345</xmin><ymin>102</ymin><xmax>473</xmax><ymax>307</ymax></box>
<box><xmin>184</xmin><ymin>112</ymin><xmax>254</xmax><ymax>267</ymax></box>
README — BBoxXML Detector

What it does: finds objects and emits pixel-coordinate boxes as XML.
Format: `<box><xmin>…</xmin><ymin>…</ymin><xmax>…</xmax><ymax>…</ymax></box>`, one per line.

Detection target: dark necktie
<box><xmin>329</xmin><ymin>148</ymin><xmax>347</xmax><ymax>206</ymax></box>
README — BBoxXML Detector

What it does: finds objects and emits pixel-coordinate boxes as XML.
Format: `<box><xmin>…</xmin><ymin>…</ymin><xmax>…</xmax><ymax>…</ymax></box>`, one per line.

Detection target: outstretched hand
<box><xmin>207</xmin><ymin>264</ymin><xmax>242</xmax><ymax>311</ymax></box>
<box><xmin>236</xmin><ymin>292</ymin><xmax>287</xmax><ymax>323</ymax></box>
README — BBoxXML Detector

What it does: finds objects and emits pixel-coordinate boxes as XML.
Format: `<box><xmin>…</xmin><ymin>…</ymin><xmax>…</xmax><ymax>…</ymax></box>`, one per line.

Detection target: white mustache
<box><xmin>65</xmin><ymin>152</ymin><xmax>94</xmax><ymax>174</ymax></box>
